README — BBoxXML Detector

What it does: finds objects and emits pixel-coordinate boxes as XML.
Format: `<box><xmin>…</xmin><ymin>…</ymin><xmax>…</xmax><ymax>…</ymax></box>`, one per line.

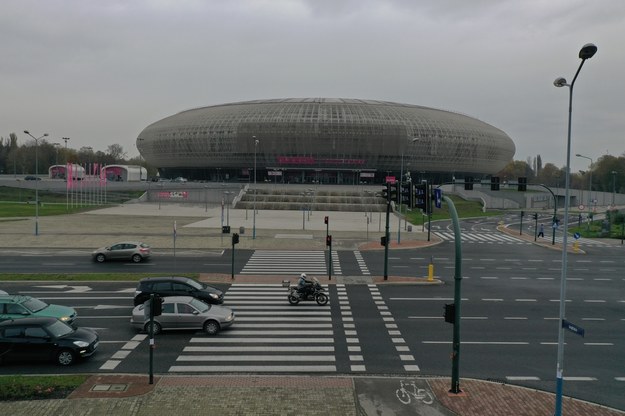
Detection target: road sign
<box><xmin>578</xmin><ymin>204</ymin><xmax>585</xmax><ymax>210</ymax></box>
<box><xmin>433</xmin><ymin>188</ymin><xmax>442</xmax><ymax>209</ymax></box>
<box><xmin>573</xmin><ymin>232</ymin><xmax>580</xmax><ymax>240</ymax></box>
<box><xmin>562</xmin><ymin>319</ymin><xmax>585</xmax><ymax>338</ymax></box>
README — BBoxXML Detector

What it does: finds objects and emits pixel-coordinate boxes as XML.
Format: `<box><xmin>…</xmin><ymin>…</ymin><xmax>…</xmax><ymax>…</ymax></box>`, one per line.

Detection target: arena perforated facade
<box><xmin>136</xmin><ymin>98</ymin><xmax>515</xmax><ymax>184</ymax></box>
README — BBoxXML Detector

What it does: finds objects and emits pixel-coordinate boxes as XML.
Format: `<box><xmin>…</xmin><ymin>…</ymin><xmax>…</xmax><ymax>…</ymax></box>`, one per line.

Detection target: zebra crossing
<box><xmin>169</xmin><ymin>284</ymin><xmax>337</xmax><ymax>373</ymax></box>
<box><xmin>241</xmin><ymin>250</ymin><xmax>342</xmax><ymax>275</ymax></box>
<box><xmin>434</xmin><ymin>231</ymin><xmax>528</xmax><ymax>244</ymax></box>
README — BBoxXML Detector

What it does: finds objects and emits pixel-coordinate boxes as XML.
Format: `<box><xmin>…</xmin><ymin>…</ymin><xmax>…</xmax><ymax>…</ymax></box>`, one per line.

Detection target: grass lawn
<box><xmin>0</xmin><ymin>375</ymin><xmax>89</xmax><ymax>401</ymax></box>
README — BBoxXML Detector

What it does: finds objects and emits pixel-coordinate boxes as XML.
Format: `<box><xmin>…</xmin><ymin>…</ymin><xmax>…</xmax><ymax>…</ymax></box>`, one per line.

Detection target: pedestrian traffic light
<box><xmin>324</xmin><ymin>216</ymin><xmax>329</xmax><ymax>225</ymax></box>
<box><xmin>414</xmin><ymin>182</ymin><xmax>428</xmax><ymax>211</ymax></box>
<box><xmin>533</xmin><ymin>213</ymin><xmax>538</xmax><ymax>220</ymax></box>
<box><xmin>152</xmin><ymin>295</ymin><xmax>163</xmax><ymax>317</ymax></box>
<box><xmin>464</xmin><ymin>176</ymin><xmax>473</xmax><ymax>190</ymax></box>
<box><xmin>380</xmin><ymin>236</ymin><xmax>387</xmax><ymax>246</ymax></box>
<box><xmin>521</xmin><ymin>210</ymin><xmax>525</xmax><ymax>217</ymax></box>
<box><xmin>518</xmin><ymin>177</ymin><xmax>527</xmax><ymax>192</ymax></box>
<box><xmin>232</xmin><ymin>233</ymin><xmax>239</xmax><ymax>245</ymax></box>
<box><xmin>381</xmin><ymin>184</ymin><xmax>390</xmax><ymax>202</ymax></box>
<box><xmin>389</xmin><ymin>182</ymin><xmax>399</xmax><ymax>202</ymax></box>
<box><xmin>326</xmin><ymin>235</ymin><xmax>332</xmax><ymax>246</ymax></box>
<box><xmin>444</xmin><ymin>303</ymin><xmax>455</xmax><ymax>324</ymax></box>
<box><xmin>399</xmin><ymin>182</ymin><xmax>413</xmax><ymax>206</ymax></box>
<box><xmin>490</xmin><ymin>176</ymin><xmax>500</xmax><ymax>191</ymax></box>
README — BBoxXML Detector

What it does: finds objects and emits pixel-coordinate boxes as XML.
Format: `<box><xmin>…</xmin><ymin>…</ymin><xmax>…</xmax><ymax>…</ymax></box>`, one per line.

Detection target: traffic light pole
<box><xmin>148</xmin><ymin>294</ymin><xmax>155</xmax><ymax>384</ymax></box>
<box><xmin>383</xmin><ymin>185</ymin><xmax>390</xmax><ymax>281</ymax></box>
<box><xmin>442</xmin><ymin>195</ymin><xmax>463</xmax><ymax>394</ymax></box>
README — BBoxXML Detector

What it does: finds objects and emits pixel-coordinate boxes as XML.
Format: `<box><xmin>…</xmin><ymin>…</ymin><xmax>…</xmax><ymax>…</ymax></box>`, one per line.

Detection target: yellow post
<box><xmin>428</xmin><ymin>262</ymin><xmax>434</xmax><ymax>281</ymax></box>
<box><xmin>573</xmin><ymin>241</ymin><xmax>579</xmax><ymax>252</ymax></box>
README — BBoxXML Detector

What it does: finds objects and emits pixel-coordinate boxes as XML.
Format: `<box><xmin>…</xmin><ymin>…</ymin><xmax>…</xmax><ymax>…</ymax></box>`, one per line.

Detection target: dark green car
<box><xmin>0</xmin><ymin>295</ymin><xmax>77</xmax><ymax>326</ymax></box>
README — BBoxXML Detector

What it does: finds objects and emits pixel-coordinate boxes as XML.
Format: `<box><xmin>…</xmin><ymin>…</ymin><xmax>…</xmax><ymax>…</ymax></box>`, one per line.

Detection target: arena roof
<box><xmin>136</xmin><ymin>98</ymin><xmax>515</xmax><ymax>180</ymax></box>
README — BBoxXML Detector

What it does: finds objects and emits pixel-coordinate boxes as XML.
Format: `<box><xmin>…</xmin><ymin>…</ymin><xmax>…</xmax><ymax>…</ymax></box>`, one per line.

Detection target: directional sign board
<box><xmin>562</xmin><ymin>319</ymin><xmax>585</xmax><ymax>338</ymax></box>
<box><xmin>433</xmin><ymin>188</ymin><xmax>442</xmax><ymax>209</ymax></box>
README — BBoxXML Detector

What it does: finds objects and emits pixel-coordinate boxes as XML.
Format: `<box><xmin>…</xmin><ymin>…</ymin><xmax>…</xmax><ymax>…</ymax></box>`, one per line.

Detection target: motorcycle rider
<box><xmin>297</xmin><ymin>273</ymin><xmax>314</xmax><ymax>298</ymax></box>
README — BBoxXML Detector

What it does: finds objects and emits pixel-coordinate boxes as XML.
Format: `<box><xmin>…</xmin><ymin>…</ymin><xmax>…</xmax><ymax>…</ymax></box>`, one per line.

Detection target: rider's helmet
<box><xmin>300</xmin><ymin>273</ymin><xmax>307</xmax><ymax>279</ymax></box>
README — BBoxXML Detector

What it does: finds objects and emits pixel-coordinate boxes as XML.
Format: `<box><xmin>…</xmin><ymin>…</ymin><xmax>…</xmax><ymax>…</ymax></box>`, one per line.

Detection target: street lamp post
<box><xmin>252</xmin><ymin>137</ymin><xmax>259</xmax><ymax>239</ymax></box>
<box><xmin>53</xmin><ymin>143</ymin><xmax>60</xmax><ymax>166</ymax></box>
<box><xmin>575</xmin><ymin>153</ymin><xmax>593</xmax><ymax>209</ymax></box>
<box><xmin>552</xmin><ymin>42</ymin><xmax>597</xmax><ymax>416</ymax></box>
<box><xmin>24</xmin><ymin>130</ymin><xmax>49</xmax><ymax>236</ymax></box>
<box><xmin>611</xmin><ymin>171</ymin><xmax>617</xmax><ymax>205</ymax></box>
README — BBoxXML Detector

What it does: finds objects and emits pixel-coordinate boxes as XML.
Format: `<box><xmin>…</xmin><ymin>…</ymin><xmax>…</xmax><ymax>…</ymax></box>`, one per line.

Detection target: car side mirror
<box><xmin>193</xmin><ymin>311</ymin><xmax>199</xmax><ymax>315</ymax></box>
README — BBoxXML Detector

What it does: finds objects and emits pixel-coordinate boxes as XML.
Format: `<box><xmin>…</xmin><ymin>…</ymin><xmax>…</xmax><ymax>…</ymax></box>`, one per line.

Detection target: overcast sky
<box><xmin>2</xmin><ymin>0</ymin><xmax>624</xmax><ymax>172</ymax></box>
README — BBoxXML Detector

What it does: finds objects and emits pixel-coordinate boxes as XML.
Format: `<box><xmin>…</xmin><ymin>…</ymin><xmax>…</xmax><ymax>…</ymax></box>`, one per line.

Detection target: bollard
<box><xmin>428</xmin><ymin>258</ymin><xmax>434</xmax><ymax>281</ymax></box>
<box><xmin>573</xmin><ymin>241</ymin><xmax>579</xmax><ymax>252</ymax></box>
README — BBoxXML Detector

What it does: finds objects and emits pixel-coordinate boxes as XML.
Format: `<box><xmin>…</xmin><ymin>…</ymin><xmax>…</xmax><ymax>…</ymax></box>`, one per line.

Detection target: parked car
<box><xmin>92</xmin><ymin>241</ymin><xmax>151</xmax><ymax>263</ymax></box>
<box><xmin>131</xmin><ymin>296</ymin><xmax>234</xmax><ymax>335</ymax></box>
<box><xmin>0</xmin><ymin>294</ymin><xmax>77</xmax><ymax>326</ymax></box>
<box><xmin>173</xmin><ymin>176</ymin><xmax>187</xmax><ymax>183</ymax></box>
<box><xmin>133</xmin><ymin>276</ymin><xmax>224</xmax><ymax>306</ymax></box>
<box><xmin>24</xmin><ymin>175</ymin><xmax>41</xmax><ymax>181</ymax></box>
<box><xmin>0</xmin><ymin>317</ymin><xmax>99</xmax><ymax>366</ymax></box>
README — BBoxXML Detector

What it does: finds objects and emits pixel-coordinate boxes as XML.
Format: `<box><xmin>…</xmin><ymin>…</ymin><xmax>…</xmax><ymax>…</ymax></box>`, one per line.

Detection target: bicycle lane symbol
<box><xmin>354</xmin><ymin>377</ymin><xmax>454</xmax><ymax>416</ymax></box>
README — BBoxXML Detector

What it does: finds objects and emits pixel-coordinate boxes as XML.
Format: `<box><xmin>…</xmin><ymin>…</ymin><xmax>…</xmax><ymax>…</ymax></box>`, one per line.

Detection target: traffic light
<box><xmin>152</xmin><ymin>295</ymin><xmax>163</xmax><ymax>317</ymax></box>
<box><xmin>381</xmin><ymin>184</ymin><xmax>389</xmax><ymax>201</ymax></box>
<box><xmin>380</xmin><ymin>236</ymin><xmax>387</xmax><ymax>246</ymax></box>
<box><xmin>232</xmin><ymin>233</ymin><xmax>239</xmax><ymax>245</ymax></box>
<box><xmin>414</xmin><ymin>182</ymin><xmax>428</xmax><ymax>211</ymax></box>
<box><xmin>533</xmin><ymin>213</ymin><xmax>538</xmax><ymax>220</ymax></box>
<box><xmin>464</xmin><ymin>176</ymin><xmax>473</xmax><ymax>190</ymax></box>
<box><xmin>490</xmin><ymin>176</ymin><xmax>500</xmax><ymax>191</ymax></box>
<box><xmin>399</xmin><ymin>182</ymin><xmax>413</xmax><ymax>207</ymax></box>
<box><xmin>326</xmin><ymin>235</ymin><xmax>332</xmax><ymax>246</ymax></box>
<box><xmin>444</xmin><ymin>303</ymin><xmax>455</xmax><ymax>324</ymax></box>
<box><xmin>389</xmin><ymin>182</ymin><xmax>398</xmax><ymax>202</ymax></box>
<box><xmin>222</xmin><ymin>225</ymin><xmax>231</xmax><ymax>234</ymax></box>
<box><xmin>518</xmin><ymin>177</ymin><xmax>527</xmax><ymax>192</ymax></box>
<box><xmin>324</xmin><ymin>216</ymin><xmax>329</xmax><ymax>225</ymax></box>
<box><xmin>521</xmin><ymin>210</ymin><xmax>525</xmax><ymax>217</ymax></box>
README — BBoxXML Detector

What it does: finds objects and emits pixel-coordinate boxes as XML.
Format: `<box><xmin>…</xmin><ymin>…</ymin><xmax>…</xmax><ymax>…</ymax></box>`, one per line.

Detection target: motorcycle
<box><xmin>286</xmin><ymin>277</ymin><xmax>329</xmax><ymax>306</ymax></box>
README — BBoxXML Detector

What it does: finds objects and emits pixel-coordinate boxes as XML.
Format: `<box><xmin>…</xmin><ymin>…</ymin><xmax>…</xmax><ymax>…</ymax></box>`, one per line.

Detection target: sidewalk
<box><xmin>1</xmin><ymin>374</ymin><xmax>623</xmax><ymax>416</ymax></box>
<box><xmin>1</xmin><ymin>203</ymin><xmax>624</xmax><ymax>415</ymax></box>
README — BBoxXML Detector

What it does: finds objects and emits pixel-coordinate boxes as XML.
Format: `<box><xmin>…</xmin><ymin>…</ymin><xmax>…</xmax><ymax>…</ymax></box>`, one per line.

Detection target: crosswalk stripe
<box><xmin>241</xmin><ymin>250</ymin><xmax>341</xmax><ymax>275</ymax></box>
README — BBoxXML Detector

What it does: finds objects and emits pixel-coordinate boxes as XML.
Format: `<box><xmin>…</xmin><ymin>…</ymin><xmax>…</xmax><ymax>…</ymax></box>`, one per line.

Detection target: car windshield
<box><xmin>46</xmin><ymin>320</ymin><xmax>74</xmax><ymax>338</ymax></box>
<box><xmin>189</xmin><ymin>298</ymin><xmax>210</xmax><ymax>313</ymax></box>
<box><xmin>140</xmin><ymin>243</ymin><xmax>150</xmax><ymax>248</ymax></box>
<box><xmin>22</xmin><ymin>297</ymin><xmax>48</xmax><ymax>313</ymax></box>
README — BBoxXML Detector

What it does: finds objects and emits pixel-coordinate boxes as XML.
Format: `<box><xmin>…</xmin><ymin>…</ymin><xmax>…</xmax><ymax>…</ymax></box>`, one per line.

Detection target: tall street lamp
<box><xmin>53</xmin><ymin>143</ymin><xmax>60</xmax><ymax>166</ymax></box>
<box><xmin>252</xmin><ymin>136</ymin><xmax>259</xmax><ymax>240</ymax></box>
<box><xmin>611</xmin><ymin>170</ymin><xmax>617</xmax><ymax>205</ymax></box>
<box><xmin>575</xmin><ymin>153</ymin><xmax>593</xmax><ymax>209</ymax></box>
<box><xmin>552</xmin><ymin>42</ymin><xmax>597</xmax><ymax>416</ymax></box>
<box><xmin>24</xmin><ymin>130</ymin><xmax>49</xmax><ymax>236</ymax></box>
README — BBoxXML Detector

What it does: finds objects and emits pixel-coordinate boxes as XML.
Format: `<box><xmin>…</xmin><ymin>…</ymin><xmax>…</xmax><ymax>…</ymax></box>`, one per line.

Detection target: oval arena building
<box><xmin>136</xmin><ymin>98</ymin><xmax>515</xmax><ymax>184</ymax></box>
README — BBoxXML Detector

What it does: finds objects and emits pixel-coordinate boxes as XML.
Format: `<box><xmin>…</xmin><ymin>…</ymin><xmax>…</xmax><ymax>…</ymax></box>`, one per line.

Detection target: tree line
<box><xmin>495</xmin><ymin>153</ymin><xmax>625</xmax><ymax>194</ymax></box>
<box><xmin>0</xmin><ymin>133</ymin><xmax>148</xmax><ymax>176</ymax></box>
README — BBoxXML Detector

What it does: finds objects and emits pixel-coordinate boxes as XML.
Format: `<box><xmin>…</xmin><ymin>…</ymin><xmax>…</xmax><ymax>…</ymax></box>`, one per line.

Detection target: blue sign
<box><xmin>573</xmin><ymin>232</ymin><xmax>581</xmax><ymax>240</ymax></box>
<box><xmin>562</xmin><ymin>319</ymin><xmax>585</xmax><ymax>338</ymax></box>
<box><xmin>433</xmin><ymin>188</ymin><xmax>442</xmax><ymax>209</ymax></box>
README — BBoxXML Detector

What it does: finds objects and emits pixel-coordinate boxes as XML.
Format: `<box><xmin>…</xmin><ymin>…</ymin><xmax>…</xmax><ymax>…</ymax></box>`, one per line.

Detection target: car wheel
<box><xmin>131</xmin><ymin>254</ymin><xmax>142</xmax><ymax>263</ymax></box>
<box><xmin>56</xmin><ymin>349</ymin><xmax>76</xmax><ymax>366</ymax></box>
<box><xmin>95</xmin><ymin>254</ymin><xmax>106</xmax><ymax>263</ymax></box>
<box><xmin>204</xmin><ymin>320</ymin><xmax>220</xmax><ymax>335</ymax></box>
<box><xmin>144</xmin><ymin>321</ymin><xmax>162</xmax><ymax>335</ymax></box>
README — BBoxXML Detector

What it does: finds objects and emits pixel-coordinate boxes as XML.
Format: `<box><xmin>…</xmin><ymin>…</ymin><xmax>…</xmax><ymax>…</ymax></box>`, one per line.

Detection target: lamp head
<box><xmin>553</xmin><ymin>77</ymin><xmax>568</xmax><ymax>87</ymax></box>
<box><xmin>579</xmin><ymin>43</ymin><xmax>597</xmax><ymax>60</ymax></box>
<box><xmin>24</xmin><ymin>130</ymin><xmax>30</xmax><ymax>134</ymax></box>
<box><xmin>575</xmin><ymin>153</ymin><xmax>582</xmax><ymax>157</ymax></box>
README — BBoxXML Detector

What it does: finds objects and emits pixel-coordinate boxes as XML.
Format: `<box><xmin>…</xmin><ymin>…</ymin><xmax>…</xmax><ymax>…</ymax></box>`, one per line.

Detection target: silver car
<box><xmin>130</xmin><ymin>296</ymin><xmax>234</xmax><ymax>335</ymax></box>
<box><xmin>92</xmin><ymin>241</ymin><xmax>151</xmax><ymax>263</ymax></box>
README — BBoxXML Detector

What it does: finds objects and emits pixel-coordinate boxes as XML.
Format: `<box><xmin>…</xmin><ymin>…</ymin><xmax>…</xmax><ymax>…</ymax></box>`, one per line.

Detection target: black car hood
<box><xmin>59</xmin><ymin>327</ymin><xmax>99</xmax><ymax>343</ymax></box>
